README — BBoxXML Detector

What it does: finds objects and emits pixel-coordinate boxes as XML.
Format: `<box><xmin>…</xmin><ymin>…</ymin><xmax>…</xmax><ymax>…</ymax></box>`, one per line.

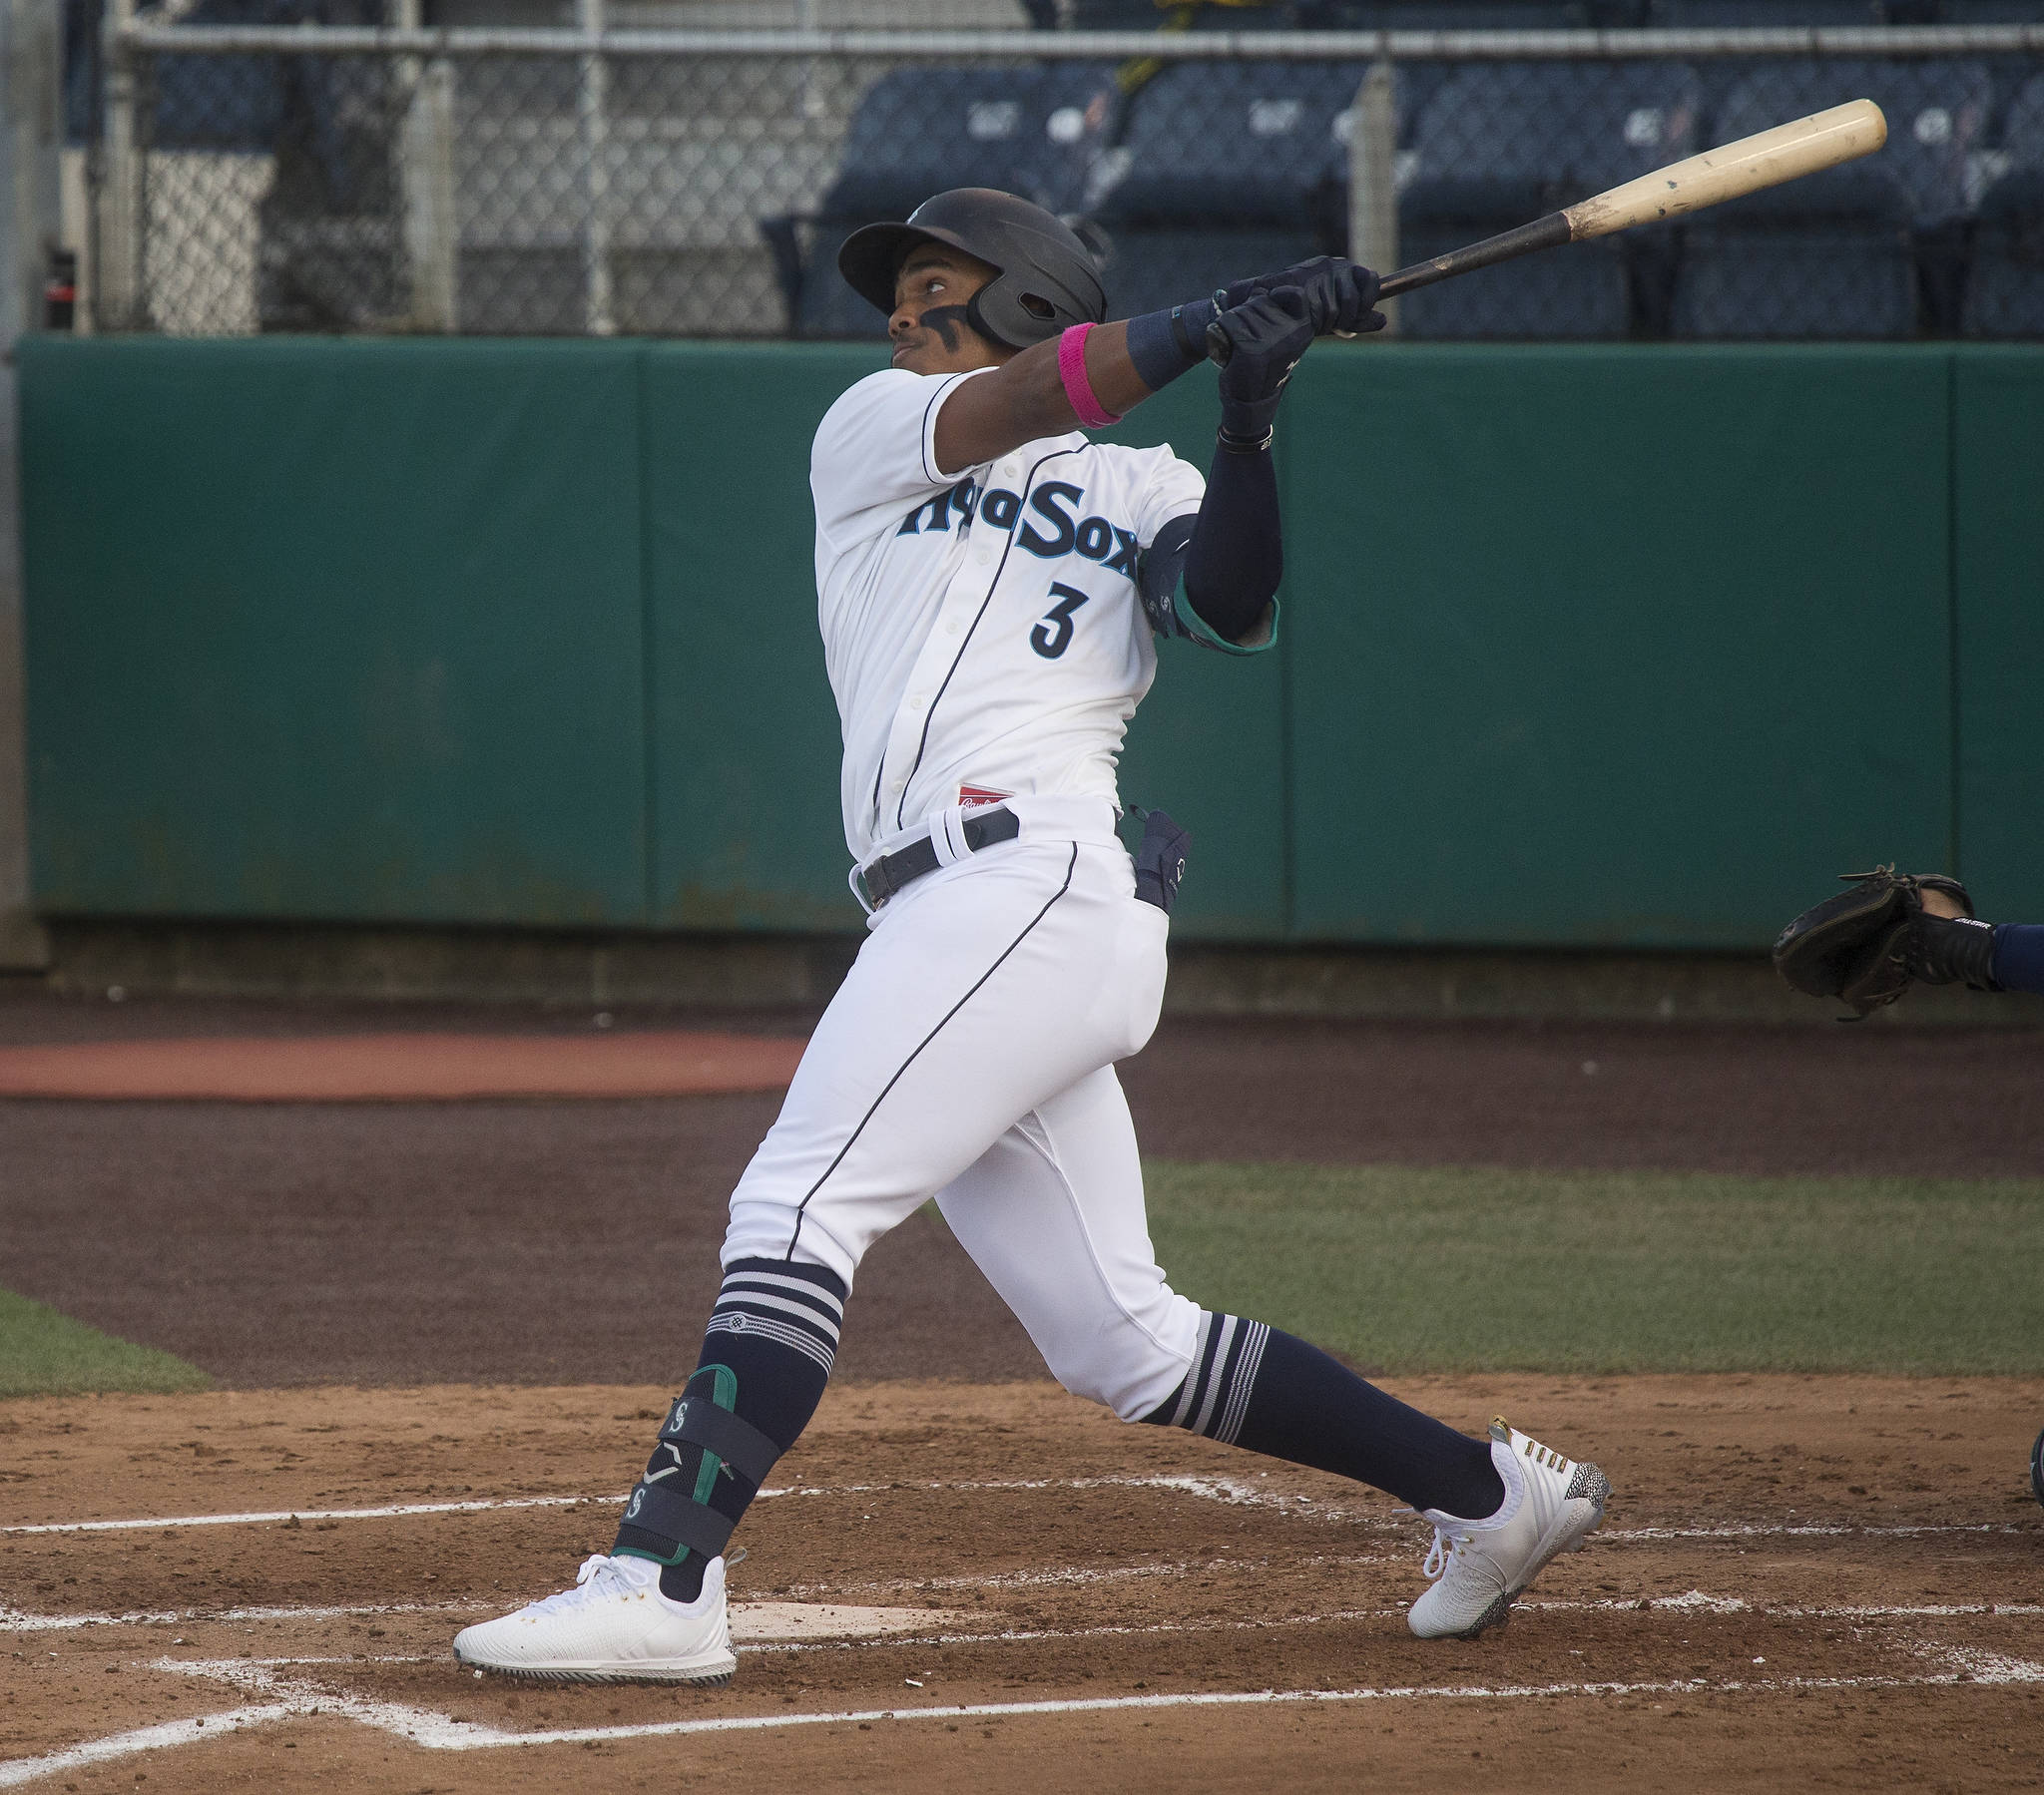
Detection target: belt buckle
<box><xmin>856</xmin><ymin>850</ymin><xmax>898</xmax><ymax>911</ymax></box>
<box><xmin>847</xmin><ymin>857</ymin><xmax>883</xmax><ymax>916</ymax></box>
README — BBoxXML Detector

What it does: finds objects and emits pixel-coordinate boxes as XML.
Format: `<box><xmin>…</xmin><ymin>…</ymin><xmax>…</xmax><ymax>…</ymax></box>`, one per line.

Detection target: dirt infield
<box><xmin>2</xmin><ymin>988</ymin><xmax>2042</xmax><ymax>1389</ymax></box>
<box><xmin>6</xmin><ymin>988</ymin><xmax>2044</xmax><ymax>1787</ymax></box>
<box><xmin>0</xmin><ymin>1031</ymin><xmax>806</xmax><ymax>1101</ymax></box>
<box><xmin>5</xmin><ymin>1376</ymin><xmax>2044</xmax><ymax>1792</ymax></box>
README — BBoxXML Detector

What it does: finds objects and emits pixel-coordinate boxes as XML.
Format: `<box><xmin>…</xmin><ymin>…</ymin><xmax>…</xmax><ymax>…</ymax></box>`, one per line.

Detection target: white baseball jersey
<box><xmin>810</xmin><ymin>366</ymin><xmax>1207</xmax><ymax>866</ymax></box>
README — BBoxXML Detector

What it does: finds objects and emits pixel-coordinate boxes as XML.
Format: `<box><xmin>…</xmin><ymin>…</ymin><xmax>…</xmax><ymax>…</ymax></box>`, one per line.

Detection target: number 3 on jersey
<box><xmin>1031</xmin><ymin>583</ymin><xmax>1092</xmax><ymax>661</ymax></box>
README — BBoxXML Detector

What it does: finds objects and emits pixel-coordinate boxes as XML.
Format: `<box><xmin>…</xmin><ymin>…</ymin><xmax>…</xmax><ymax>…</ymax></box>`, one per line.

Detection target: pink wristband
<box><xmin>1057</xmin><ymin>323</ymin><xmax>1123</xmax><ymax>429</ymax></box>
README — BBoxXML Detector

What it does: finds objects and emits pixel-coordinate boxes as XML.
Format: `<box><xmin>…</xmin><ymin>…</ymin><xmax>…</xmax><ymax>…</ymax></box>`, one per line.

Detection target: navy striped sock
<box><xmin>1154</xmin><ymin>1311</ymin><xmax>1274</xmax><ymax>1446</ymax></box>
<box><xmin>613</xmin><ymin>1257</ymin><xmax>846</xmax><ymax>1601</ymax></box>
<box><xmin>703</xmin><ymin>1258</ymin><xmax>847</xmax><ymax>1379</ymax></box>
<box><xmin>1143</xmin><ymin>1313</ymin><xmax>1504</xmax><ymax>1520</ymax></box>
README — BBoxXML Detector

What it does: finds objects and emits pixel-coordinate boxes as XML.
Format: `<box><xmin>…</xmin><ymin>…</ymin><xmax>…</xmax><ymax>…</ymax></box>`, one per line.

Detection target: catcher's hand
<box><xmin>1771</xmin><ymin>865</ymin><xmax>1974</xmax><ymax>1019</ymax></box>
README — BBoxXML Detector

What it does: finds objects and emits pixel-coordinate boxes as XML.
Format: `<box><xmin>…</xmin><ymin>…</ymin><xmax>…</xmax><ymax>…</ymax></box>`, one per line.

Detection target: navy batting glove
<box><xmin>1213</xmin><ymin>287</ymin><xmax>1315</xmax><ymax>450</ymax></box>
<box><xmin>1298</xmin><ymin>256</ymin><xmax>1386</xmax><ymax>337</ymax></box>
<box><xmin>1216</xmin><ymin>256</ymin><xmax>1387</xmax><ymax>337</ymax></box>
<box><xmin>1213</xmin><ymin>258</ymin><xmax>1336</xmax><ymax>311</ymax></box>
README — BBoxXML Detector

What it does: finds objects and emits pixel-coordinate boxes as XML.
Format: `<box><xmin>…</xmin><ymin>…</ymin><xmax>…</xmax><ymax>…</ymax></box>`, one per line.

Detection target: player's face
<box><xmin>889</xmin><ymin>247</ymin><xmax>1010</xmax><ymax>376</ymax></box>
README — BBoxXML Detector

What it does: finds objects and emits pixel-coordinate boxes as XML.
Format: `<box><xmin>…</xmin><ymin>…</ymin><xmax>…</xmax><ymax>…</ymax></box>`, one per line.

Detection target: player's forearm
<box><xmin>935</xmin><ymin>322</ymin><xmax>1146</xmax><ymax>471</ymax></box>
<box><xmin>932</xmin><ymin>303</ymin><xmax>1223</xmax><ymax>474</ymax></box>
<box><xmin>997</xmin><ymin>320</ymin><xmax>1157</xmax><ymax>432</ymax></box>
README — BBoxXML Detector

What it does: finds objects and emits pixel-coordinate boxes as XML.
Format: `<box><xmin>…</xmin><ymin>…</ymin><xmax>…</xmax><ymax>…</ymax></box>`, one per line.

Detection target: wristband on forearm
<box><xmin>1057</xmin><ymin>322</ymin><xmax>1124</xmax><ymax>428</ymax></box>
<box><xmin>1124</xmin><ymin>297</ymin><xmax>1218</xmax><ymax>395</ymax></box>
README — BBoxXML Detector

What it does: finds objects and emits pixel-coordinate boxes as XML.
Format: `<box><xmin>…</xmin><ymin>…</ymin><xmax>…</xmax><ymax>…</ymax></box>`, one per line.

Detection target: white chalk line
<box><xmin>1529</xmin><ymin>1591</ymin><xmax>2044</xmax><ymax>1622</ymax></box>
<box><xmin>10</xmin><ymin>1584</ymin><xmax>2040</xmax><ymax>1663</ymax></box>
<box><xmin>782</xmin><ymin>1548</ymin><xmax>1394</xmax><ymax>1602</ymax></box>
<box><xmin>180</xmin><ymin>1591</ymin><xmax>2044</xmax><ymax>1663</ymax></box>
<box><xmin>0</xmin><ymin>1706</ymin><xmax>299</xmax><ymax>1789</ymax></box>
<box><xmin>175</xmin><ymin>1606</ymin><xmax>1397</xmax><ymax>1667</ymax></box>
<box><xmin>11</xmin><ymin>1474</ymin><xmax>2033</xmax><ymax>1543</ymax></box>
<box><xmin>0</xmin><ymin>1478</ymin><xmax>1296</xmax><ymax>1537</ymax></box>
<box><xmin>0</xmin><ymin>1598</ymin><xmax>965</xmax><ymax>1644</ymax></box>
<box><xmin>5</xmin><ymin>1644</ymin><xmax>2037</xmax><ymax>1787</ymax></box>
<box><xmin>1</xmin><ymin>1494</ymin><xmax>608</xmax><ymax>1536</ymax></box>
<box><xmin>1</xmin><ymin>1598</ymin><xmax>474</xmax><ymax>1634</ymax></box>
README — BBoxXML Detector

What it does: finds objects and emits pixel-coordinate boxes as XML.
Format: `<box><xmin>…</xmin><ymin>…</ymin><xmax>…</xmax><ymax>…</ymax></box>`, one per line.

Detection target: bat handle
<box><xmin>1205</xmin><ymin>318</ymin><xmax>1234</xmax><ymax>367</ymax></box>
<box><xmin>1379</xmin><ymin>212</ymin><xmax>1575</xmax><ymax>299</ymax></box>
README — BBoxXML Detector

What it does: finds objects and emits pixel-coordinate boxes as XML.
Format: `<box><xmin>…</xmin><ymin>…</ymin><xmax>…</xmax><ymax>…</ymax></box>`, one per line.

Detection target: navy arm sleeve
<box><xmin>1136</xmin><ymin>442</ymin><xmax>1281</xmax><ymax>652</ymax></box>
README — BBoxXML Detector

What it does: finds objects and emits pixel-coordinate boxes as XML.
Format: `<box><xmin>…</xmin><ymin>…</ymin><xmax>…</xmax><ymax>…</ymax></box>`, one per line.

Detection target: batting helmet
<box><xmin>838</xmin><ymin>188</ymin><xmax>1107</xmax><ymax>351</ymax></box>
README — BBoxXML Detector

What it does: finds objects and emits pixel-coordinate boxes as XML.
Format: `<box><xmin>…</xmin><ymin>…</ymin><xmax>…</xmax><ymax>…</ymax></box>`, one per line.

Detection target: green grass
<box><xmin>0</xmin><ymin>1290</ymin><xmax>212</xmax><ymax>1398</ymax></box>
<box><xmin>1143</xmin><ymin>1161</ymin><xmax>2044</xmax><ymax>1376</ymax></box>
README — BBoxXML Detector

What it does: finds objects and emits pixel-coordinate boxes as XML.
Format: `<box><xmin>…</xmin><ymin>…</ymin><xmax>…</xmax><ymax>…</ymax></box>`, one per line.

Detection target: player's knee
<box><xmin>1041</xmin><ymin>1322</ymin><xmax>1196</xmax><ymax>1423</ymax></box>
<box><xmin>1048</xmin><ymin>1356</ymin><xmax>1163</xmax><ymax>1421</ymax></box>
<box><xmin>721</xmin><ymin>1196</ymin><xmax>858</xmax><ymax>1292</ymax></box>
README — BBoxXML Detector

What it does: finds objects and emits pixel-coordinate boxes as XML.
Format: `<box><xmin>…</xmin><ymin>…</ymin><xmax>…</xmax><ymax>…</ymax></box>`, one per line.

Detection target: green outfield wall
<box><xmin>17</xmin><ymin>337</ymin><xmax>2042</xmax><ymax>947</ymax></box>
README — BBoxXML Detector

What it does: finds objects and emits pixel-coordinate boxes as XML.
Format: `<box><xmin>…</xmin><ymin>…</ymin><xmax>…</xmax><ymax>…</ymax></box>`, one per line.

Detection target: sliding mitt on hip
<box><xmin>1771</xmin><ymin>865</ymin><xmax>1991</xmax><ymax>1019</ymax></box>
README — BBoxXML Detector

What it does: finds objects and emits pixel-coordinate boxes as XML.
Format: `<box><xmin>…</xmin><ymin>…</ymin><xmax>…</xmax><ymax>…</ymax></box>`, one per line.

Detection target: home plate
<box><xmin>731</xmin><ymin>1603</ymin><xmax>968</xmax><ymax>1641</ymax></box>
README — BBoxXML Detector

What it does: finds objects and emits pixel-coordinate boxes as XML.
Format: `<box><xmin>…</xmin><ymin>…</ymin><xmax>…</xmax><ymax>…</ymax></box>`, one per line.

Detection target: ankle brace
<box><xmin>613</xmin><ymin>1256</ymin><xmax>844</xmax><ymax>1601</ymax></box>
<box><xmin>614</xmin><ymin>1366</ymin><xmax>781</xmax><ymax>1568</ymax></box>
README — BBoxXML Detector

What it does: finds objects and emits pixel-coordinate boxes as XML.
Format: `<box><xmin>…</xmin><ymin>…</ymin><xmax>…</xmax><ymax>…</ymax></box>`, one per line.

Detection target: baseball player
<box><xmin>1773</xmin><ymin>866</ymin><xmax>2044</xmax><ymax>1017</ymax></box>
<box><xmin>453</xmin><ymin>188</ymin><xmax>1609</xmax><ymax>1684</ymax></box>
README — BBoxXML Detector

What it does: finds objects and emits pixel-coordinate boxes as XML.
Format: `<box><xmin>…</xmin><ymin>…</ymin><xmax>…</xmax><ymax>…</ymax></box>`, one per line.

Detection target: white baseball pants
<box><xmin>722</xmin><ymin>796</ymin><xmax>1203</xmax><ymax>1421</ymax></box>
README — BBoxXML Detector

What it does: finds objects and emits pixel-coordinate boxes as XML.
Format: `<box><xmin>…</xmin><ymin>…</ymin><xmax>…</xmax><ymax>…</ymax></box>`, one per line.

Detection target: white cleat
<box><xmin>1406</xmin><ymin>1418</ymin><xmax>1611</xmax><ymax>1641</ymax></box>
<box><xmin>453</xmin><ymin>1552</ymin><xmax>737</xmax><ymax>1684</ymax></box>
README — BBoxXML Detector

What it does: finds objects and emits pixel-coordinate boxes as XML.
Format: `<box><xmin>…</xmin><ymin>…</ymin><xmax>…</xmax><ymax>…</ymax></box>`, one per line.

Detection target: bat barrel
<box><xmin>1222</xmin><ymin>100</ymin><xmax>1887</xmax><ymax>349</ymax></box>
<box><xmin>1562</xmin><ymin>98</ymin><xmax>1888</xmax><ymax>240</ymax></box>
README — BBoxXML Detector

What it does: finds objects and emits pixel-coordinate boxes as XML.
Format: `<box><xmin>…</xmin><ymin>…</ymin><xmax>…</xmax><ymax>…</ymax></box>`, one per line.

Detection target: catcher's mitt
<box><xmin>1771</xmin><ymin>865</ymin><xmax>1974</xmax><ymax>1019</ymax></box>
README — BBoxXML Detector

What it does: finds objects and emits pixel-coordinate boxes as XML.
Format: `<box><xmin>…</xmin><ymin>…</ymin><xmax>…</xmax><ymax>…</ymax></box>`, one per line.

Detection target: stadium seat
<box><xmin>1300</xmin><ymin>1</ymin><xmax>1590</xmax><ymax>24</ymax></box>
<box><xmin>1089</xmin><ymin>59</ymin><xmax>1370</xmax><ymax>325</ymax></box>
<box><xmin>1097</xmin><ymin>225</ymin><xmax>1332</xmax><ymax>314</ymax></box>
<box><xmin>1293</xmin><ymin>6</ymin><xmax>1592</xmax><ymax>135</ymax></box>
<box><xmin>1096</xmin><ymin>59</ymin><xmax>1374</xmax><ymax>226</ymax></box>
<box><xmin>1068</xmin><ymin>0</ymin><xmax>1305</xmax><ymax>26</ymax></box>
<box><xmin>1644</xmin><ymin>0</ymin><xmax>1897</xmax><ymax>120</ymax></box>
<box><xmin>820</xmin><ymin>64</ymin><xmax>1121</xmax><ymax>222</ymax></box>
<box><xmin>135</xmin><ymin>0</ymin><xmax>403</xmax><ymax>331</ymax></box>
<box><xmin>1963</xmin><ymin>71</ymin><xmax>2044</xmax><ymax>335</ymax></box>
<box><xmin>1396</xmin><ymin>60</ymin><xmax>1704</xmax><ymax>336</ymax></box>
<box><xmin>768</xmin><ymin>62</ymin><xmax>1121</xmax><ymax>339</ymax></box>
<box><xmin>784</xmin><ymin>220</ymin><xmax>891</xmax><ymax>342</ymax></box>
<box><xmin>1673</xmin><ymin>58</ymin><xmax>1991</xmax><ymax>338</ymax></box>
<box><xmin>1647</xmin><ymin>0</ymin><xmax>1887</xmax><ymax>22</ymax></box>
<box><xmin>149</xmin><ymin>0</ymin><xmax>386</xmax><ymax>153</ymax></box>
<box><xmin>1942</xmin><ymin>0</ymin><xmax>2044</xmax><ymax>19</ymax></box>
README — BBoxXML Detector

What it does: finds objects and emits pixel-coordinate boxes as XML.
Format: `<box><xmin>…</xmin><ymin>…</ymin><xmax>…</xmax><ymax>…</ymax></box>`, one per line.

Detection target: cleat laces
<box><xmin>1421</xmin><ymin>1525</ymin><xmax>1468</xmax><ymax>1581</ymax></box>
<box><xmin>525</xmin><ymin>1554</ymin><xmax>641</xmax><ymax>1615</ymax></box>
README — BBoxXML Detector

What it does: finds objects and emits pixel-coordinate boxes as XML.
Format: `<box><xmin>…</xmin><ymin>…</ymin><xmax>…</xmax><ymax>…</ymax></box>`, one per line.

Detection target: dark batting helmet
<box><xmin>838</xmin><ymin>188</ymin><xmax>1107</xmax><ymax>350</ymax></box>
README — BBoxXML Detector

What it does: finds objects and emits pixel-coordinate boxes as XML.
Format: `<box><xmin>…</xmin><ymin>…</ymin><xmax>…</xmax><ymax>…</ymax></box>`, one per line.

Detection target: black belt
<box><xmin>857</xmin><ymin>807</ymin><xmax>1021</xmax><ymax>909</ymax></box>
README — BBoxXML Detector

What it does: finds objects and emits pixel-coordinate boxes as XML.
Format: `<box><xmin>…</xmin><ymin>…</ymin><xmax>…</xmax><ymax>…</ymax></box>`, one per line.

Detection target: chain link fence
<box><xmin>74</xmin><ymin>16</ymin><xmax>2044</xmax><ymax>338</ymax></box>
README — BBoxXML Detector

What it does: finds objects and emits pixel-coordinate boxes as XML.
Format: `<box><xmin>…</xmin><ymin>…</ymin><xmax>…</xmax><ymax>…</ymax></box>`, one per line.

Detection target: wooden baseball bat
<box><xmin>1375</xmin><ymin>98</ymin><xmax>1889</xmax><ymax>300</ymax></box>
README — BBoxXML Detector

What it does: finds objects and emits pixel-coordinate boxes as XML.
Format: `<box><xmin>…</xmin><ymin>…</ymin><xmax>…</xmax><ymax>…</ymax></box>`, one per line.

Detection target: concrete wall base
<box><xmin>0</xmin><ymin>905</ymin><xmax>49</xmax><ymax>970</ymax></box>
<box><xmin>20</xmin><ymin>917</ymin><xmax>2044</xmax><ymax>1027</ymax></box>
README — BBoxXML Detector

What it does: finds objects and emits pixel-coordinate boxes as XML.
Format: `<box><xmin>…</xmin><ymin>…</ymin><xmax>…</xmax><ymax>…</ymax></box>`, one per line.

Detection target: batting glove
<box><xmin>1216</xmin><ymin>256</ymin><xmax>1386</xmax><ymax>338</ymax></box>
<box><xmin>1213</xmin><ymin>286</ymin><xmax>1316</xmax><ymax>451</ymax></box>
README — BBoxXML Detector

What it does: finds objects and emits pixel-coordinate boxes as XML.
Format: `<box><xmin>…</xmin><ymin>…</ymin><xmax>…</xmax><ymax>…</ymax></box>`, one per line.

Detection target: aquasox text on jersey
<box><xmin>809</xmin><ymin>364</ymin><xmax>1203</xmax><ymax>865</ymax></box>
